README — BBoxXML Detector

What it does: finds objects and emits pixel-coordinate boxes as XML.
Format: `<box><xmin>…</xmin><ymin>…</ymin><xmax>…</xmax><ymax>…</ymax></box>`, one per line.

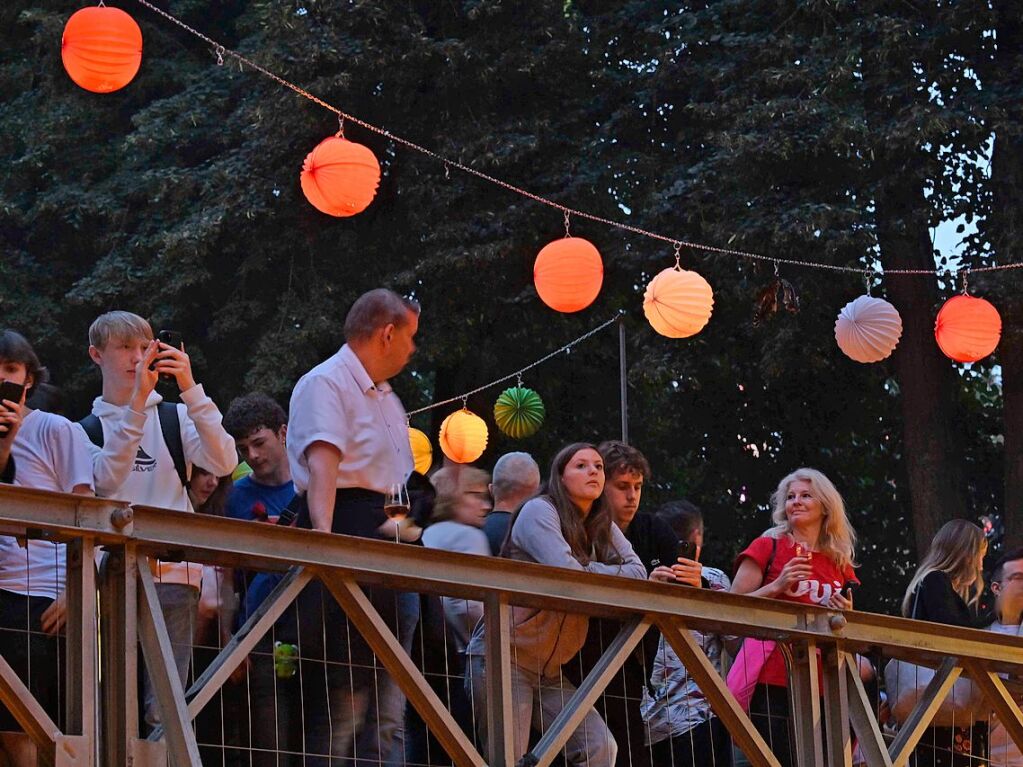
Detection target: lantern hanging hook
<box><xmin>97</xmin><ymin>0</ymin><xmax>105</xmax><ymax>6</ymax></box>
<box><xmin>461</xmin><ymin>396</ymin><xmax>468</xmax><ymax>410</ymax></box>
<box><xmin>864</xmin><ymin>268</ymin><xmax>873</xmax><ymax>296</ymax></box>
<box><xmin>563</xmin><ymin>211</ymin><xmax>572</xmax><ymax>237</ymax></box>
<box><xmin>773</xmin><ymin>260</ymin><xmax>780</xmax><ymax>278</ymax></box>
<box><xmin>673</xmin><ymin>242</ymin><xmax>682</xmax><ymax>270</ymax></box>
<box><xmin>960</xmin><ymin>269</ymin><xmax>970</xmax><ymax>295</ymax></box>
<box><xmin>335</xmin><ymin>114</ymin><xmax>345</xmax><ymax>139</ymax></box>
<box><xmin>444</xmin><ymin>162</ymin><xmax>450</xmax><ymax>180</ymax></box>
<box><xmin>213</xmin><ymin>45</ymin><xmax>225</xmax><ymax>66</ymax></box>
<box><xmin>516</xmin><ymin>373</ymin><xmax>524</xmax><ymax>389</ymax></box>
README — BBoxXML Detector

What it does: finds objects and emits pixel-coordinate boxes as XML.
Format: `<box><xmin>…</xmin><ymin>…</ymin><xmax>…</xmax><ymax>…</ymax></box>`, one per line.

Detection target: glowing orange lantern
<box><xmin>61</xmin><ymin>6</ymin><xmax>143</xmax><ymax>94</ymax></box>
<box><xmin>643</xmin><ymin>267</ymin><xmax>714</xmax><ymax>338</ymax></box>
<box><xmin>934</xmin><ymin>295</ymin><xmax>1002</xmax><ymax>363</ymax></box>
<box><xmin>300</xmin><ymin>137</ymin><xmax>380</xmax><ymax>217</ymax></box>
<box><xmin>408</xmin><ymin>427</ymin><xmax>433</xmax><ymax>475</ymax></box>
<box><xmin>439</xmin><ymin>409</ymin><xmax>488</xmax><ymax>464</ymax></box>
<box><xmin>533</xmin><ymin>237</ymin><xmax>604</xmax><ymax>313</ymax></box>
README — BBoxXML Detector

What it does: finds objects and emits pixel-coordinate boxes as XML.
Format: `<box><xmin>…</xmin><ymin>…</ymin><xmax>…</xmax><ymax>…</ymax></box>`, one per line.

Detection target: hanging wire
<box><xmin>405</xmin><ymin>311</ymin><xmax>623</xmax><ymax>416</ymax></box>
<box><xmin>131</xmin><ymin>0</ymin><xmax>1023</xmax><ymax>281</ymax></box>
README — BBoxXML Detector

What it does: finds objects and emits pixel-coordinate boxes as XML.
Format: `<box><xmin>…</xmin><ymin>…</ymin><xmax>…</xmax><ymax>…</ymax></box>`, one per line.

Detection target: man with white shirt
<box><xmin>0</xmin><ymin>330</ymin><xmax>95</xmax><ymax>767</ymax></box>
<box><xmin>287</xmin><ymin>288</ymin><xmax>419</xmax><ymax>765</ymax></box>
<box><xmin>988</xmin><ymin>549</ymin><xmax>1023</xmax><ymax>767</ymax></box>
<box><xmin>78</xmin><ymin>311</ymin><xmax>237</xmax><ymax>731</ymax></box>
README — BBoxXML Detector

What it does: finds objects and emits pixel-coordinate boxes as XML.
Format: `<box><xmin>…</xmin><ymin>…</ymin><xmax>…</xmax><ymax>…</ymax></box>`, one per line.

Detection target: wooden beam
<box><xmin>136</xmin><ymin>559</ymin><xmax>202</xmax><ymax>766</ymax></box>
<box><xmin>961</xmin><ymin>658</ymin><xmax>1023</xmax><ymax>758</ymax></box>
<box><xmin>98</xmin><ymin>547</ymin><xmax>139</xmax><ymax>767</ymax></box>
<box><xmin>483</xmin><ymin>593</ymin><xmax>515</xmax><ymax>767</ymax></box>
<box><xmin>844</xmin><ymin>655</ymin><xmax>892</xmax><ymax>767</ymax></box>
<box><xmin>888</xmin><ymin>657</ymin><xmax>960</xmax><ymax>767</ymax></box>
<box><xmin>529</xmin><ymin>617</ymin><xmax>649</xmax><ymax>767</ymax></box>
<box><xmin>185</xmin><ymin>566</ymin><xmax>311</xmax><ymax>719</ymax></box>
<box><xmin>789</xmin><ymin>641</ymin><xmax>824</xmax><ymax>767</ymax></box>
<box><xmin>64</xmin><ymin>537</ymin><xmax>97</xmax><ymax>767</ymax></box>
<box><xmin>820</xmin><ymin>647</ymin><xmax>851</xmax><ymax>767</ymax></box>
<box><xmin>655</xmin><ymin>617</ymin><xmax>782</xmax><ymax>767</ymax></box>
<box><xmin>0</xmin><ymin>653</ymin><xmax>59</xmax><ymax>765</ymax></box>
<box><xmin>318</xmin><ymin>570</ymin><xmax>486</xmax><ymax>767</ymax></box>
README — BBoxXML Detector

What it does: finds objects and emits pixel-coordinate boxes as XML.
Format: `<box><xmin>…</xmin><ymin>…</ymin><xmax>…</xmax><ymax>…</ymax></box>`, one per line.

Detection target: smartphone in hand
<box><xmin>676</xmin><ymin>539</ymin><xmax>699</xmax><ymax>561</ymax></box>
<box><xmin>0</xmin><ymin>380</ymin><xmax>25</xmax><ymax>435</ymax></box>
<box><xmin>152</xmin><ymin>330</ymin><xmax>183</xmax><ymax>384</ymax></box>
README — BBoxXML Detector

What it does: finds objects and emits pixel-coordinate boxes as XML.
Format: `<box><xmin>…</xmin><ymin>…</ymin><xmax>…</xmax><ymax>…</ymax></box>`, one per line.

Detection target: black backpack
<box><xmin>79</xmin><ymin>402</ymin><xmax>188</xmax><ymax>488</ymax></box>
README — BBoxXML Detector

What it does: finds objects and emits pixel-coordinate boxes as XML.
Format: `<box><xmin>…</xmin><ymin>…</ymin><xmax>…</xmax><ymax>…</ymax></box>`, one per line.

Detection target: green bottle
<box><xmin>273</xmin><ymin>641</ymin><xmax>298</xmax><ymax>679</ymax></box>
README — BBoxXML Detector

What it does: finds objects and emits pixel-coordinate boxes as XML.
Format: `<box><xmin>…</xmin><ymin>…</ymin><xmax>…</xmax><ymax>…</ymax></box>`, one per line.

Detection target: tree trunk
<box><xmin>986</xmin><ymin>0</ymin><xmax>1023</xmax><ymax>547</ymax></box>
<box><xmin>874</xmin><ymin>176</ymin><xmax>971</xmax><ymax>556</ymax></box>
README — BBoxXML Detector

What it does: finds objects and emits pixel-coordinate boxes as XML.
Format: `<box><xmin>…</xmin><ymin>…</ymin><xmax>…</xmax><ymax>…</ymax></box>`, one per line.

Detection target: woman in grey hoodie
<box><xmin>465</xmin><ymin>442</ymin><xmax>646</xmax><ymax>767</ymax></box>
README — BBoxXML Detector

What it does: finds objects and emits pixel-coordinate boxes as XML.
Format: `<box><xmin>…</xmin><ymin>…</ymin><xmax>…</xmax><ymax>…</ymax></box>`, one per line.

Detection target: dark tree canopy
<box><xmin>1</xmin><ymin>0</ymin><xmax>1018</xmax><ymax>613</ymax></box>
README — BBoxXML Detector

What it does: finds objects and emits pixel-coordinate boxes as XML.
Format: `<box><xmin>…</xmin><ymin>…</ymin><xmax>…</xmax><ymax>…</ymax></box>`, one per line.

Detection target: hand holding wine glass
<box><xmin>384</xmin><ymin>483</ymin><xmax>411</xmax><ymax>542</ymax></box>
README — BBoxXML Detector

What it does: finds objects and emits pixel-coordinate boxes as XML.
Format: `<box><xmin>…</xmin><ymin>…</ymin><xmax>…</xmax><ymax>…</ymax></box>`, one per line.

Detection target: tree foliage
<box><xmin>1</xmin><ymin>0</ymin><xmax>1017</xmax><ymax>613</ymax></box>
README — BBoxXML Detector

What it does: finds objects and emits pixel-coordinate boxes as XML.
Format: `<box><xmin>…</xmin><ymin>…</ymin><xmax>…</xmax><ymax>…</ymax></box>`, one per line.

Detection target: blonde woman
<box><xmin>899</xmin><ymin>519</ymin><xmax>988</xmax><ymax>767</ymax></box>
<box><xmin>730</xmin><ymin>468</ymin><xmax>859</xmax><ymax>767</ymax></box>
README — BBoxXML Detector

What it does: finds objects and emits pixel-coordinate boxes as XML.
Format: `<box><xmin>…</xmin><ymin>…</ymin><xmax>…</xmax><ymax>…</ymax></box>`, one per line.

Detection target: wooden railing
<box><xmin>1</xmin><ymin>484</ymin><xmax>1023</xmax><ymax>767</ymax></box>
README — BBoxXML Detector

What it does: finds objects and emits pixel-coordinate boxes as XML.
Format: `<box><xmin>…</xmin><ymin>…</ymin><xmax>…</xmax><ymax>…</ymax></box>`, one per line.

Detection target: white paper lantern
<box><xmin>835</xmin><ymin>295</ymin><xmax>903</xmax><ymax>363</ymax></box>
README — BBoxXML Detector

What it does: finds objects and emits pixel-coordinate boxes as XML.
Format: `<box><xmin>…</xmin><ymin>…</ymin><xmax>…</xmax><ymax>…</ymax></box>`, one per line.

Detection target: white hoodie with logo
<box><xmin>78</xmin><ymin>386</ymin><xmax>237</xmax><ymax>587</ymax></box>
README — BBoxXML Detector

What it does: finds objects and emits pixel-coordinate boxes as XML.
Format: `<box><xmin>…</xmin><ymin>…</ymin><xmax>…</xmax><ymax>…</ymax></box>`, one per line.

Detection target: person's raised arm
<box><xmin>305</xmin><ymin>441</ymin><xmax>340</xmax><ymax>533</ymax></box>
<box><xmin>166</xmin><ymin>344</ymin><xmax>237</xmax><ymax>477</ymax></box>
<box><xmin>731</xmin><ymin>555</ymin><xmax>812</xmax><ymax>600</ymax></box>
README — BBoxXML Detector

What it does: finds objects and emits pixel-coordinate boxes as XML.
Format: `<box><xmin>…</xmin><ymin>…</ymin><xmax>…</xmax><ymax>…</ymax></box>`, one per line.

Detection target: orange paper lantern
<box><xmin>408</xmin><ymin>427</ymin><xmax>433</xmax><ymax>476</ymax></box>
<box><xmin>300</xmin><ymin>137</ymin><xmax>381</xmax><ymax>217</ymax></box>
<box><xmin>643</xmin><ymin>267</ymin><xmax>714</xmax><ymax>338</ymax></box>
<box><xmin>533</xmin><ymin>237</ymin><xmax>604</xmax><ymax>313</ymax></box>
<box><xmin>61</xmin><ymin>6</ymin><xmax>143</xmax><ymax>94</ymax></box>
<box><xmin>439</xmin><ymin>409</ymin><xmax>488</xmax><ymax>464</ymax></box>
<box><xmin>934</xmin><ymin>295</ymin><xmax>1002</xmax><ymax>363</ymax></box>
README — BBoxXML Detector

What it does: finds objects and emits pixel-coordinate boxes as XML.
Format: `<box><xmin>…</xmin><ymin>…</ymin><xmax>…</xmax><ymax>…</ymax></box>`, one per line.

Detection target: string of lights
<box><xmin>405</xmin><ymin>312</ymin><xmax>623</xmax><ymax>417</ymax></box>
<box><xmin>132</xmin><ymin>0</ymin><xmax>1023</xmax><ymax>281</ymax></box>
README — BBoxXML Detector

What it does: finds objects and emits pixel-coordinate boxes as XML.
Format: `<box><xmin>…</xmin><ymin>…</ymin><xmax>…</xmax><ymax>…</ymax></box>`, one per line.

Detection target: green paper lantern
<box><xmin>494</xmin><ymin>386</ymin><xmax>545</xmax><ymax>439</ymax></box>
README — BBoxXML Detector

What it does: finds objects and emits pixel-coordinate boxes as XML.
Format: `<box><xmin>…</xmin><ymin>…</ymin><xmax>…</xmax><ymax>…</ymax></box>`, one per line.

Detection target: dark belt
<box><xmin>287</xmin><ymin>488</ymin><xmax>388</xmax><ymax>539</ymax></box>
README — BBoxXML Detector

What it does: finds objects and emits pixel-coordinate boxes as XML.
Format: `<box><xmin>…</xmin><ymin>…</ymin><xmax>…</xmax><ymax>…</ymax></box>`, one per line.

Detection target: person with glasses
<box><xmin>987</xmin><ymin>548</ymin><xmax>1023</xmax><ymax>767</ymax></box>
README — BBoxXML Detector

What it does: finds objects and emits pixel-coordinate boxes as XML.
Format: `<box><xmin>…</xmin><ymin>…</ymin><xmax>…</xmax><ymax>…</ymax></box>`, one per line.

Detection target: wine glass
<box><xmin>384</xmin><ymin>483</ymin><xmax>410</xmax><ymax>543</ymax></box>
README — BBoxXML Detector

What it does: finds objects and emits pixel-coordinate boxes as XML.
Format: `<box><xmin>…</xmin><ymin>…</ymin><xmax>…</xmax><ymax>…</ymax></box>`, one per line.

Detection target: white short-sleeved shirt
<box><xmin>0</xmin><ymin>409</ymin><xmax>95</xmax><ymax>599</ymax></box>
<box><xmin>287</xmin><ymin>344</ymin><xmax>413</xmax><ymax>494</ymax></box>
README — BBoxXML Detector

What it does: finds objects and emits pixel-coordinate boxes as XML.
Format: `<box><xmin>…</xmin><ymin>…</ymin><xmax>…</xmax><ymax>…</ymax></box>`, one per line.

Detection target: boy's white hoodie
<box><xmin>79</xmin><ymin>385</ymin><xmax>237</xmax><ymax>587</ymax></box>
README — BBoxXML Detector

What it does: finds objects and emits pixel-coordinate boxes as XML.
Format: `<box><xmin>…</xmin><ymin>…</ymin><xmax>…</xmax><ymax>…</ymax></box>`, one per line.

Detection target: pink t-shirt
<box><xmin>736</xmin><ymin>535</ymin><xmax>858</xmax><ymax>687</ymax></box>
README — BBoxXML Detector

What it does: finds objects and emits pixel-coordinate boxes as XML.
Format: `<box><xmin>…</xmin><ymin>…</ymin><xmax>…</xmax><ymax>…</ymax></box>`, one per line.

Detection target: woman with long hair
<box><xmin>465</xmin><ymin>443</ymin><xmax>646</xmax><ymax>767</ymax></box>
<box><xmin>898</xmin><ymin>519</ymin><xmax>988</xmax><ymax>767</ymax></box>
<box><xmin>730</xmin><ymin>468</ymin><xmax>859</xmax><ymax>767</ymax></box>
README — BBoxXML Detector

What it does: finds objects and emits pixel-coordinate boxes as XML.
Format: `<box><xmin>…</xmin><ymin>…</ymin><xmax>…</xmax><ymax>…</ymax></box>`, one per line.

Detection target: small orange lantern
<box><xmin>408</xmin><ymin>427</ymin><xmax>433</xmax><ymax>475</ymax></box>
<box><xmin>533</xmin><ymin>237</ymin><xmax>604</xmax><ymax>313</ymax></box>
<box><xmin>300</xmin><ymin>137</ymin><xmax>380</xmax><ymax>217</ymax></box>
<box><xmin>61</xmin><ymin>6</ymin><xmax>143</xmax><ymax>93</ymax></box>
<box><xmin>643</xmin><ymin>267</ymin><xmax>714</xmax><ymax>338</ymax></box>
<box><xmin>439</xmin><ymin>409</ymin><xmax>488</xmax><ymax>464</ymax></box>
<box><xmin>934</xmin><ymin>294</ymin><xmax>1001</xmax><ymax>363</ymax></box>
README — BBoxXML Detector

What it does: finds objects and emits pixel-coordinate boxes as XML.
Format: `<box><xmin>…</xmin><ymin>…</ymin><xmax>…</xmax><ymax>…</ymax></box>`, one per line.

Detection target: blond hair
<box><xmin>429</xmin><ymin>466</ymin><xmax>490</xmax><ymax>525</ymax></box>
<box><xmin>901</xmin><ymin>519</ymin><xmax>985</xmax><ymax>617</ymax></box>
<box><xmin>88</xmin><ymin>311</ymin><xmax>153</xmax><ymax>349</ymax></box>
<box><xmin>764</xmin><ymin>468</ymin><xmax>857</xmax><ymax>571</ymax></box>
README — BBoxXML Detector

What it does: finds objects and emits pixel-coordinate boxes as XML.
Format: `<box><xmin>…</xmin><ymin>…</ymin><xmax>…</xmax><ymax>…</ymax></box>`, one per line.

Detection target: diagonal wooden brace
<box><xmin>655</xmin><ymin>617</ymin><xmax>782</xmax><ymax>767</ymax></box>
<box><xmin>961</xmin><ymin>658</ymin><xmax>1023</xmax><ymax>759</ymax></box>
<box><xmin>318</xmin><ymin>570</ymin><xmax>487</xmax><ymax>767</ymax></box>
<box><xmin>185</xmin><ymin>566</ymin><xmax>311</xmax><ymax>719</ymax></box>
<box><xmin>136</xmin><ymin>559</ymin><xmax>202</xmax><ymax>767</ymax></box>
<box><xmin>844</xmin><ymin>654</ymin><xmax>892</xmax><ymax>767</ymax></box>
<box><xmin>528</xmin><ymin>616</ymin><xmax>649</xmax><ymax>767</ymax></box>
<box><xmin>888</xmin><ymin>656</ymin><xmax>960</xmax><ymax>767</ymax></box>
<box><xmin>0</xmin><ymin>652</ymin><xmax>60</xmax><ymax>766</ymax></box>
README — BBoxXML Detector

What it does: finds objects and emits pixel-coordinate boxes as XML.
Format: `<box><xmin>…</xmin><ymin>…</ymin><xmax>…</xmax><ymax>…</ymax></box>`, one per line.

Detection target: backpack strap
<box><xmin>78</xmin><ymin>413</ymin><xmax>104</xmax><ymax>448</ymax></box>
<box><xmin>157</xmin><ymin>402</ymin><xmax>188</xmax><ymax>488</ymax></box>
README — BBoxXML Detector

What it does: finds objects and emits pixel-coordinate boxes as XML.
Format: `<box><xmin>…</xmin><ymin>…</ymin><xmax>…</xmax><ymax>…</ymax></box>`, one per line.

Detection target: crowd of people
<box><xmin>0</xmin><ymin>288</ymin><xmax>1020</xmax><ymax>767</ymax></box>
